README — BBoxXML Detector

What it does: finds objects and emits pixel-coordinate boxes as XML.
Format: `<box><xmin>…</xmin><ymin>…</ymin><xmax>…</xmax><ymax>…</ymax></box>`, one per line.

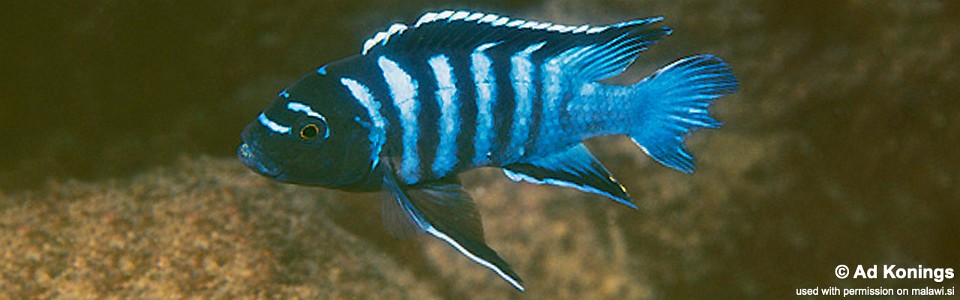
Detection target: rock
<box><xmin>0</xmin><ymin>157</ymin><xmax>439</xmax><ymax>299</ymax></box>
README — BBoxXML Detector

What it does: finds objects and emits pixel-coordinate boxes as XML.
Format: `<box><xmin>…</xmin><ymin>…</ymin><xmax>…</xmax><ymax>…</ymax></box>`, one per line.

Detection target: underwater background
<box><xmin>1</xmin><ymin>0</ymin><xmax>957</xmax><ymax>298</ymax></box>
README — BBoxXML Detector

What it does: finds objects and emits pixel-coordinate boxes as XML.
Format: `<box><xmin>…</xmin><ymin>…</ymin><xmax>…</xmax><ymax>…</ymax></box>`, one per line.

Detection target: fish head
<box><xmin>238</xmin><ymin>69</ymin><xmax>379</xmax><ymax>190</ymax></box>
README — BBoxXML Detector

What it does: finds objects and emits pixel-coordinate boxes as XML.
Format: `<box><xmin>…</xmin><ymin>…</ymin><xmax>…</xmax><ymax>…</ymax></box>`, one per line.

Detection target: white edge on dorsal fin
<box><xmin>586</xmin><ymin>26</ymin><xmax>608</xmax><ymax>34</ymax></box>
<box><xmin>437</xmin><ymin>10</ymin><xmax>456</xmax><ymax>20</ymax></box>
<box><xmin>548</xmin><ymin>24</ymin><xmax>572</xmax><ymax>33</ymax></box>
<box><xmin>415</xmin><ymin>12</ymin><xmax>440</xmax><ymax>27</ymax></box>
<box><xmin>450</xmin><ymin>11</ymin><xmax>471</xmax><ymax>21</ymax></box>
<box><xmin>362</xmin><ymin>24</ymin><xmax>406</xmax><ymax>55</ymax></box>
<box><xmin>506</xmin><ymin>19</ymin><xmax>526</xmax><ymax>28</ymax></box>
<box><xmin>361</xmin><ymin>10</ymin><xmax>630</xmax><ymax>56</ymax></box>
<box><xmin>388</xmin><ymin>24</ymin><xmax>407</xmax><ymax>35</ymax></box>
<box><xmin>518</xmin><ymin>21</ymin><xmax>538</xmax><ymax>29</ymax></box>
<box><xmin>479</xmin><ymin>14</ymin><xmax>499</xmax><ymax>23</ymax></box>
<box><xmin>465</xmin><ymin>12</ymin><xmax>485</xmax><ymax>21</ymax></box>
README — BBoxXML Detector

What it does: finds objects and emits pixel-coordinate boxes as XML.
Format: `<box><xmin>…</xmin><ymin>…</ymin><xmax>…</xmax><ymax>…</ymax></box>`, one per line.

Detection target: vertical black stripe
<box><xmin>490</xmin><ymin>49</ymin><xmax>517</xmax><ymax>165</ymax></box>
<box><xmin>353</xmin><ymin>58</ymin><xmax>404</xmax><ymax>164</ymax></box>
<box><xmin>402</xmin><ymin>55</ymin><xmax>440</xmax><ymax>181</ymax></box>
<box><xmin>451</xmin><ymin>52</ymin><xmax>479</xmax><ymax>172</ymax></box>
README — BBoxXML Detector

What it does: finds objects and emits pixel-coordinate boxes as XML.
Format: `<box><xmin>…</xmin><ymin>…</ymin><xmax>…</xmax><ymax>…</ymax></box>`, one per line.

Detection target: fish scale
<box><xmin>238</xmin><ymin>10</ymin><xmax>738</xmax><ymax>291</ymax></box>
<box><xmin>369</xmin><ymin>41</ymin><xmax>558</xmax><ymax>182</ymax></box>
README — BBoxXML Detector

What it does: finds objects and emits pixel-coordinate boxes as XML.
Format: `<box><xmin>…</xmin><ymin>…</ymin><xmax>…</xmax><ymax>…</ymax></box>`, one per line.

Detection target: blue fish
<box><xmin>238</xmin><ymin>10</ymin><xmax>738</xmax><ymax>291</ymax></box>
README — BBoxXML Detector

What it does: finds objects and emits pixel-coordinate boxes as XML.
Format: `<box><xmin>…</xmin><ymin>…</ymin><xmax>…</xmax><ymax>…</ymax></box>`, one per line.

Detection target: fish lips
<box><xmin>237</xmin><ymin>142</ymin><xmax>282</xmax><ymax>178</ymax></box>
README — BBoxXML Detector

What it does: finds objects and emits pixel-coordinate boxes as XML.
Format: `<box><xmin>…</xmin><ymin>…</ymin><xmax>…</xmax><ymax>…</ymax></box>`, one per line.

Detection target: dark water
<box><xmin>2</xmin><ymin>0</ymin><xmax>958</xmax><ymax>298</ymax></box>
<box><xmin>0</xmin><ymin>0</ymin><xmax>542</xmax><ymax>190</ymax></box>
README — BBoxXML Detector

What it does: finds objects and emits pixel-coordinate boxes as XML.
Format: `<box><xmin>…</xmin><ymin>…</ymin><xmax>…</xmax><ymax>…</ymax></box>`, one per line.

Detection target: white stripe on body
<box><xmin>340</xmin><ymin>78</ymin><xmax>387</xmax><ymax>169</ymax></box>
<box><xmin>378</xmin><ymin>56</ymin><xmax>421</xmax><ymax>183</ymax></box>
<box><xmin>427</xmin><ymin>55</ymin><xmax>460</xmax><ymax>178</ymax></box>
<box><xmin>470</xmin><ymin>42</ymin><xmax>500</xmax><ymax>166</ymax></box>
<box><xmin>538</xmin><ymin>57</ymin><xmax>563</xmax><ymax>150</ymax></box>
<box><xmin>507</xmin><ymin>42</ymin><xmax>546</xmax><ymax>159</ymax></box>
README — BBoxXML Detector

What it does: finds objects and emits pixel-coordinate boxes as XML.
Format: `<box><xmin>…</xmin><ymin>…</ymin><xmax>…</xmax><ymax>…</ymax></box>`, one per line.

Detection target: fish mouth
<box><xmin>237</xmin><ymin>142</ymin><xmax>281</xmax><ymax>178</ymax></box>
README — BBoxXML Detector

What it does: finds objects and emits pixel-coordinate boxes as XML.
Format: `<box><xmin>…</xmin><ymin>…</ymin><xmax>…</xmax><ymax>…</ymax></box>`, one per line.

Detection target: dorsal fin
<box><xmin>360</xmin><ymin>10</ymin><xmax>671</xmax><ymax>81</ymax></box>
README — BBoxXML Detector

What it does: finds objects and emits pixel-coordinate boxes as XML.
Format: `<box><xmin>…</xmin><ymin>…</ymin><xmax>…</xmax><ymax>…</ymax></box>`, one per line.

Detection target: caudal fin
<box><xmin>629</xmin><ymin>55</ymin><xmax>738</xmax><ymax>173</ymax></box>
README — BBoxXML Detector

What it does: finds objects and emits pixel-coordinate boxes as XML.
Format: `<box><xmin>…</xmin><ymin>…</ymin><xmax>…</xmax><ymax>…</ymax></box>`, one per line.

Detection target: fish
<box><xmin>238</xmin><ymin>10</ymin><xmax>738</xmax><ymax>291</ymax></box>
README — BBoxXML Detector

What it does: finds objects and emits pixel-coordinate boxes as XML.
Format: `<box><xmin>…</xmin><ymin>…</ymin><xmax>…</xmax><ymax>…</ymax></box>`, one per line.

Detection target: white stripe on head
<box><xmin>286</xmin><ymin>102</ymin><xmax>328</xmax><ymax>122</ymax></box>
<box><xmin>507</xmin><ymin>42</ymin><xmax>546</xmax><ymax>159</ymax></box>
<box><xmin>258</xmin><ymin>113</ymin><xmax>291</xmax><ymax>134</ymax></box>
<box><xmin>286</xmin><ymin>102</ymin><xmax>330</xmax><ymax>139</ymax></box>
<box><xmin>378</xmin><ymin>56</ymin><xmax>421</xmax><ymax>183</ymax></box>
<box><xmin>471</xmin><ymin>42</ymin><xmax>500</xmax><ymax>166</ymax></box>
<box><xmin>425</xmin><ymin>227</ymin><xmax>525</xmax><ymax>291</ymax></box>
<box><xmin>340</xmin><ymin>78</ymin><xmax>387</xmax><ymax>170</ymax></box>
<box><xmin>428</xmin><ymin>55</ymin><xmax>460</xmax><ymax>177</ymax></box>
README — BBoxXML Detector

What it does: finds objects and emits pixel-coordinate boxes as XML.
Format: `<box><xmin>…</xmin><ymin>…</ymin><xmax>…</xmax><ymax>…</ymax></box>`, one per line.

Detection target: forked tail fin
<box><xmin>629</xmin><ymin>55</ymin><xmax>738</xmax><ymax>173</ymax></box>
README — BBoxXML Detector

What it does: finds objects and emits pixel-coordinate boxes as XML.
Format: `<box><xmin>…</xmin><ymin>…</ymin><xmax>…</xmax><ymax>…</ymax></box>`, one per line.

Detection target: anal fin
<box><xmin>503</xmin><ymin>143</ymin><xmax>636</xmax><ymax>209</ymax></box>
<box><xmin>381</xmin><ymin>166</ymin><xmax>525</xmax><ymax>291</ymax></box>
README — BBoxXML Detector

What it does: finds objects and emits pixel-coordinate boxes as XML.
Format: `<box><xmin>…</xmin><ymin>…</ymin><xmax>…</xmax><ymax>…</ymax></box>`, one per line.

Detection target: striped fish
<box><xmin>238</xmin><ymin>10</ymin><xmax>738</xmax><ymax>291</ymax></box>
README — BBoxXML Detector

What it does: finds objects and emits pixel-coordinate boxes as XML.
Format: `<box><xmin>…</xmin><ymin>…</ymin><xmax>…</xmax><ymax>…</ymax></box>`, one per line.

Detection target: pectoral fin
<box><xmin>381</xmin><ymin>168</ymin><xmax>525</xmax><ymax>291</ymax></box>
<box><xmin>380</xmin><ymin>187</ymin><xmax>424</xmax><ymax>238</ymax></box>
<box><xmin>380</xmin><ymin>162</ymin><xmax>427</xmax><ymax>238</ymax></box>
<box><xmin>503</xmin><ymin>143</ymin><xmax>636</xmax><ymax>208</ymax></box>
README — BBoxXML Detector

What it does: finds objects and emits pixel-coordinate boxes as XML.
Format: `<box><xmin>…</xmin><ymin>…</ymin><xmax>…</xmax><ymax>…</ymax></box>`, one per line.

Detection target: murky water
<box><xmin>1</xmin><ymin>1</ymin><xmax>957</xmax><ymax>298</ymax></box>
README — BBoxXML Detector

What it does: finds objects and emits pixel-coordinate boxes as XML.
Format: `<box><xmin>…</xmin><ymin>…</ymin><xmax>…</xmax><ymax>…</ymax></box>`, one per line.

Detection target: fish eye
<box><xmin>299</xmin><ymin>122</ymin><xmax>327</xmax><ymax>140</ymax></box>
